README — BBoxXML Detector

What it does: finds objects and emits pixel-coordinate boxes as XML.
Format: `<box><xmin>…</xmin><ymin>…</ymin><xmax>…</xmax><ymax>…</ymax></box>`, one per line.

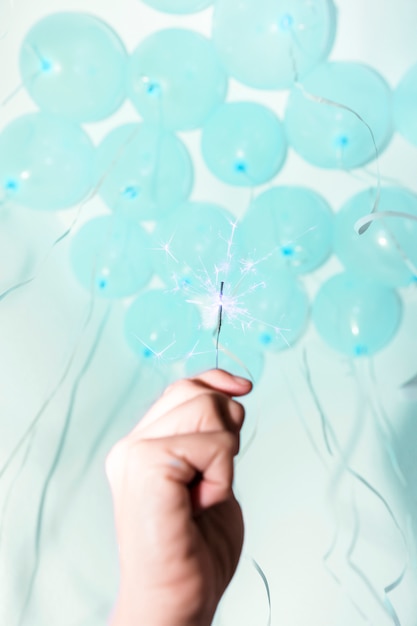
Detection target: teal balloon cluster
<box><xmin>5</xmin><ymin>5</ymin><xmax>415</xmax><ymax>367</ymax></box>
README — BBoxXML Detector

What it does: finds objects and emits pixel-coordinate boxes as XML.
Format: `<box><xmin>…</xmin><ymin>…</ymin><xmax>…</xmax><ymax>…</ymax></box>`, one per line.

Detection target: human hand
<box><xmin>106</xmin><ymin>369</ymin><xmax>252</xmax><ymax>626</ymax></box>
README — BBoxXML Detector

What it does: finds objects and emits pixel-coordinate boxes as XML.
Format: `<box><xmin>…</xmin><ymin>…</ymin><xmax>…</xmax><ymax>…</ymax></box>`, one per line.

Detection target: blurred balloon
<box><xmin>127</xmin><ymin>29</ymin><xmax>227</xmax><ymax>131</ymax></box>
<box><xmin>0</xmin><ymin>112</ymin><xmax>94</xmax><ymax>210</ymax></box>
<box><xmin>139</xmin><ymin>0</ymin><xmax>212</xmax><ymax>14</ymax></box>
<box><xmin>151</xmin><ymin>201</ymin><xmax>241</xmax><ymax>292</ymax></box>
<box><xmin>124</xmin><ymin>289</ymin><xmax>201</xmax><ymax>362</ymax></box>
<box><xmin>334</xmin><ymin>187</ymin><xmax>417</xmax><ymax>287</ymax></box>
<box><xmin>212</xmin><ymin>0</ymin><xmax>336</xmax><ymax>90</ymax></box>
<box><xmin>238</xmin><ymin>186</ymin><xmax>333</xmax><ymax>274</ymax></box>
<box><xmin>19</xmin><ymin>12</ymin><xmax>127</xmax><ymax>123</ymax></box>
<box><xmin>236</xmin><ymin>267</ymin><xmax>309</xmax><ymax>352</ymax></box>
<box><xmin>96</xmin><ymin>123</ymin><xmax>193</xmax><ymax>221</ymax></box>
<box><xmin>312</xmin><ymin>272</ymin><xmax>402</xmax><ymax>356</ymax></box>
<box><xmin>201</xmin><ymin>102</ymin><xmax>287</xmax><ymax>186</ymax></box>
<box><xmin>393</xmin><ymin>63</ymin><xmax>417</xmax><ymax>147</ymax></box>
<box><xmin>185</xmin><ymin>328</ymin><xmax>264</xmax><ymax>383</ymax></box>
<box><xmin>70</xmin><ymin>215</ymin><xmax>153</xmax><ymax>298</ymax></box>
<box><xmin>285</xmin><ymin>61</ymin><xmax>393</xmax><ymax>169</ymax></box>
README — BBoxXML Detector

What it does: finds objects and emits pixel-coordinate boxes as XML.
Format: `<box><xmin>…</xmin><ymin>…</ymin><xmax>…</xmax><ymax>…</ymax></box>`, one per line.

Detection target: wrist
<box><xmin>110</xmin><ymin>607</ymin><xmax>213</xmax><ymax>626</ymax></box>
<box><xmin>110</xmin><ymin>588</ymin><xmax>215</xmax><ymax>626</ymax></box>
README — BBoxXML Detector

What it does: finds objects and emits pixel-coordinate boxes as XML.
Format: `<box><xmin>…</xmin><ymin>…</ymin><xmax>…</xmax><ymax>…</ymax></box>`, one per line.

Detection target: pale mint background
<box><xmin>1</xmin><ymin>1</ymin><xmax>417</xmax><ymax>625</ymax></box>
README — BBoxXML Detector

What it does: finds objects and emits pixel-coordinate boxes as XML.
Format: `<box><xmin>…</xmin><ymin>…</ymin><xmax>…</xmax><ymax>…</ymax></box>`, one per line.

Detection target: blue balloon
<box><xmin>151</xmin><ymin>202</ymin><xmax>242</xmax><ymax>293</ymax></box>
<box><xmin>185</xmin><ymin>329</ymin><xmax>264</xmax><ymax>383</ymax></box>
<box><xmin>140</xmin><ymin>0</ymin><xmax>212</xmax><ymax>14</ymax></box>
<box><xmin>393</xmin><ymin>63</ymin><xmax>417</xmax><ymax>147</ymax></box>
<box><xmin>124</xmin><ymin>289</ymin><xmax>201</xmax><ymax>362</ymax></box>
<box><xmin>127</xmin><ymin>29</ymin><xmax>227</xmax><ymax>131</ymax></box>
<box><xmin>212</xmin><ymin>0</ymin><xmax>336</xmax><ymax>90</ymax></box>
<box><xmin>312</xmin><ymin>272</ymin><xmax>402</xmax><ymax>356</ymax></box>
<box><xmin>0</xmin><ymin>112</ymin><xmax>94</xmax><ymax>210</ymax></box>
<box><xmin>238</xmin><ymin>186</ymin><xmax>333</xmax><ymax>274</ymax></box>
<box><xmin>201</xmin><ymin>102</ymin><xmax>287</xmax><ymax>186</ymax></box>
<box><xmin>20</xmin><ymin>12</ymin><xmax>127</xmax><ymax>123</ymax></box>
<box><xmin>284</xmin><ymin>62</ymin><xmax>393</xmax><ymax>169</ymax></box>
<box><xmin>96</xmin><ymin>123</ymin><xmax>193</xmax><ymax>221</ymax></box>
<box><xmin>235</xmin><ymin>267</ymin><xmax>309</xmax><ymax>352</ymax></box>
<box><xmin>334</xmin><ymin>187</ymin><xmax>417</xmax><ymax>287</ymax></box>
<box><xmin>70</xmin><ymin>215</ymin><xmax>153</xmax><ymax>298</ymax></box>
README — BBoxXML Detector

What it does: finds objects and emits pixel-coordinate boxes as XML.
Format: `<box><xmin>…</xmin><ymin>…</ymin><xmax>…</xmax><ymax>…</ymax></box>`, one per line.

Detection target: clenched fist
<box><xmin>106</xmin><ymin>369</ymin><xmax>252</xmax><ymax>626</ymax></box>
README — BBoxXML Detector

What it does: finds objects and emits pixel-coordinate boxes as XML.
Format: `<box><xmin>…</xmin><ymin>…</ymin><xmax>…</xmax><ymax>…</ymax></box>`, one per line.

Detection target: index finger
<box><xmin>134</xmin><ymin>370</ymin><xmax>252</xmax><ymax>433</ymax></box>
<box><xmin>188</xmin><ymin>369</ymin><xmax>252</xmax><ymax>397</ymax></box>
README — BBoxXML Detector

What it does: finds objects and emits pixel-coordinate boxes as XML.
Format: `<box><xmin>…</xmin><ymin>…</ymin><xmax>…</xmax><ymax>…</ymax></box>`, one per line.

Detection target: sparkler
<box><xmin>215</xmin><ymin>280</ymin><xmax>224</xmax><ymax>369</ymax></box>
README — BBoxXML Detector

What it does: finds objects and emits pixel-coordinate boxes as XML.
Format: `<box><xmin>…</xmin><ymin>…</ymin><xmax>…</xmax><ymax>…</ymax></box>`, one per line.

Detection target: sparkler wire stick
<box><xmin>215</xmin><ymin>281</ymin><xmax>225</xmax><ymax>369</ymax></box>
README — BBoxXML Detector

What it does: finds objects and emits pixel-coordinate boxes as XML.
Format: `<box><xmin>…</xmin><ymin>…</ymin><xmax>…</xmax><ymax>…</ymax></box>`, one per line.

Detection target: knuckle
<box><xmin>200</xmin><ymin>391</ymin><xmax>221</xmax><ymax>414</ymax></box>
<box><xmin>196</xmin><ymin>393</ymin><xmax>245</xmax><ymax>432</ymax></box>
<box><xmin>229</xmin><ymin>398</ymin><xmax>245</xmax><ymax>421</ymax></box>
<box><xmin>198</xmin><ymin>392</ymin><xmax>227</xmax><ymax>427</ymax></box>
<box><xmin>221</xmin><ymin>430</ymin><xmax>239</xmax><ymax>455</ymax></box>
<box><xmin>164</xmin><ymin>378</ymin><xmax>199</xmax><ymax>396</ymax></box>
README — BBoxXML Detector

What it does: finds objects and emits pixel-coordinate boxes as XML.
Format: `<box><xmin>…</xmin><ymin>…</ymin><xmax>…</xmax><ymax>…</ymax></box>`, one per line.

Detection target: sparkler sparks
<box><xmin>149</xmin><ymin>213</ymin><xmax>308</xmax><ymax>372</ymax></box>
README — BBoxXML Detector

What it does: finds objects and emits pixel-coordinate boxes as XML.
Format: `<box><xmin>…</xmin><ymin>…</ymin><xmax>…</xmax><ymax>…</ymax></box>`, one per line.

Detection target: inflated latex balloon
<box><xmin>312</xmin><ymin>273</ymin><xmax>402</xmax><ymax>356</ymax></box>
<box><xmin>140</xmin><ymin>0</ymin><xmax>212</xmax><ymax>14</ymax></box>
<box><xmin>70</xmin><ymin>215</ymin><xmax>153</xmax><ymax>298</ymax></box>
<box><xmin>238</xmin><ymin>186</ymin><xmax>333</xmax><ymax>274</ymax></box>
<box><xmin>185</xmin><ymin>329</ymin><xmax>264</xmax><ymax>383</ymax></box>
<box><xmin>124</xmin><ymin>289</ymin><xmax>201</xmax><ymax>362</ymax></box>
<box><xmin>127</xmin><ymin>29</ymin><xmax>227</xmax><ymax>130</ymax></box>
<box><xmin>334</xmin><ymin>187</ymin><xmax>417</xmax><ymax>287</ymax></box>
<box><xmin>212</xmin><ymin>0</ymin><xmax>336</xmax><ymax>90</ymax></box>
<box><xmin>0</xmin><ymin>112</ymin><xmax>94</xmax><ymax>210</ymax></box>
<box><xmin>96</xmin><ymin>123</ymin><xmax>193</xmax><ymax>221</ymax></box>
<box><xmin>19</xmin><ymin>12</ymin><xmax>127</xmax><ymax>123</ymax></box>
<box><xmin>284</xmin><ymin>62</ymin><xmax>393</xmax><ymax>169</ymax></box>
<box><xmin>393</xmin><ymin>63</ymin><xmax>417</xmax><ymax>147</ymax></box>
<box><xmin>151</xmin><ymin>201</ymin><xmax>241</xmax><ymax>293</ymax></box>
<box><xmin>201</xmin><ymin>102</ymin><xmax>287</xmax><ymax>186</ymax></box>
<box><xmin>237</xmin><ymin>267</ymin><xmax>309</xmax><ymax>351</ymax></box>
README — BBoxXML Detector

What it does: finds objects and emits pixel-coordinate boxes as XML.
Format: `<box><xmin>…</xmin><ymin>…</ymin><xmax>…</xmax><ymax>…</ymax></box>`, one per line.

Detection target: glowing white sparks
<box><xmin>132</xmin><ymin>334</ymin><xmax>177</xmax><ymax>363</ymax></box>
<box><xmin>149</xmin><ymin>216</ymin><xmax>312</xmax><ymax>360</ymax></box>
<box><xmin>151</xmin><ymin>233</ymin><xmax>179</xmax><ymax>263</ymax></box>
